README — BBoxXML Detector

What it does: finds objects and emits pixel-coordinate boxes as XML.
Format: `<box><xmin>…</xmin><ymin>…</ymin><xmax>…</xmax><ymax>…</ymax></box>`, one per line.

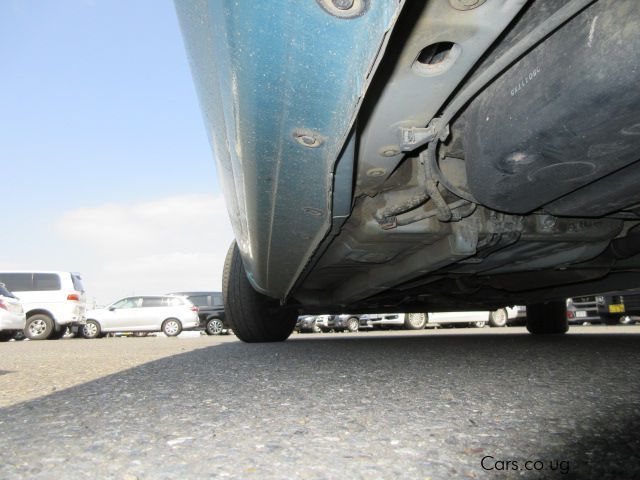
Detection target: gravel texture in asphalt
<box><xmin>0</xmin><ymin>327</ymin><xmax>639</xmax><ymax>479</ymax></box>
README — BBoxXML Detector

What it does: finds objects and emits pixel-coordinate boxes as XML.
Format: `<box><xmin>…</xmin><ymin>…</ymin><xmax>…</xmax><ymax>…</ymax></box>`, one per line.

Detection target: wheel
<box><xmin>13</xmin><ymin>331</ymin><xmax>25</xmax><ymax>341</ymax></box>
<box><xmin>222</xmin><ymin>241</ymin><xmax>297</xmax><ymax>343</ymax></box>
<box><xmin>489</xmin><ymin>308</ymin><xmax>508</xmax><ymax>327</ymax></box>
<box><xmin>312</xmin><ymin>323</ymin><xmax>321</xmax><ymax>333</ymax></box>
<box><xmin>133</xmin><ymin>331</ymin><xmax>149</xmax><ymax>337</ymax></box>
<box><xmin>25</xmin><ymin>314</ymin><xmax>55</xmax><ymax>340</ymax></box>
<box><xmin>82</xmin><ymin>320</ymin><xmax>102</xmax><ymax>339</ymax></box>
<box><xmin>526</xmin><ymin>301</ymin><xmax>569</xmax><ymax>335</ymax></box>
<box><xmin>346</xmin><ymin>317</ymin><xmax>359</xmax><ymax>332</ymax></box>
<box><xmin>205</xmin><ymin>318</ymin><xmax>224</xmax><ymax>335</ymax></box>
<box><xmin>404</xmin><ymin>313</ymin><xmax>427</xmax><ymax>330</ymax></box>
<box><xmin>619</xmin><ymin>316</ymin><xmax>635</xmax><ymax>325</ymax></box>
<box><xmin>470</xmin><ymin>321</ymin><xmax>486</xmax><ymax>328</ymax></box>
<box><xmin>0</xmin><ymin>332</ymin><xmax>13</xmax><ymax>342</ymax></box>
<box><xmin>162</xmin><ymin>318</ymin><xmax>182</xmax><ymax>337</ymax></box>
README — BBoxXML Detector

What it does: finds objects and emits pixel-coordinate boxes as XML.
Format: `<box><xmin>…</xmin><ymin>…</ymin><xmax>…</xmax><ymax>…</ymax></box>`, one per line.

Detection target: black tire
<box><xmin>526</xmin><ymin>301</ymin><xmax>569</xmax><ymax>335</ymax></box>
<box><xmin>222</xmin><ymin>241</ymin><xmax>297</xmax><ymax>343</ymax></box>
<box><xmin>404</xmin><ymin>313</ymin><xmax>427</xmax><ymax>330</ymax></box>
<box><xmin>82</xmin><ymin>320</ymin><xmax>102</xmax><ymax>339</ymax></box>
<box><xmin>13</xmin><ymin>331</ymin><xmax>25</xmax><ymax>341</ymax></box>
<box><xmin>25</xmin><ymin>314</ymin><xmax>55</xmax><ymax>340</ymax></box>
<box><xmin>0</xmin><ymin>332</ymin><xmax>13</xmax><ymax>342</ymax></box>
<box><xmin>133</xmin><ymin>331</ymin><xmax>149</xmax><ymax>337</ymax></box>
<box><xmin>470</xmin><ymin>321</ymin><xmax>487</xmax><ymax>328</ymax></box>
<box><xmin>346</xmin><ymin>317</ymin><xmax>359</xmax><ymax>333</ymax></box>
<box><xmin>162</xmin><ymin>318</ymin><xmax>182</xmax><ymax>337</ymax></box>
<box><xmin>205</xmin><ymin>318</ymin><xmax>224</xmax><ymax>335</ymax></box>
<box><xmin>489</xmin><ymin>308</ymin><xmax>508</xmax><ymax>328</ymax></box>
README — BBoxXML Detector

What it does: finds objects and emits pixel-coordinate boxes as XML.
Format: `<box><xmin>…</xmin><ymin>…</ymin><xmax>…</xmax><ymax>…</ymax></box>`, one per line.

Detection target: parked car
<box><xmin>0</xmin><ymin>271</ymin><xmax>86</xmax><ymax>340</ymax></box>
<box><xmin>315</xmin><ymin>314</ymin><xmax>360</xmax><ymax>333</ymax></box>
<box><xmin>360</xmin><ymin>313</ymin><xmax>428</xmax><ymax>330</ymax></box>
<box><xmin>566</xmin><ymin>297</ymin><xmax>601</xmax><ymax>324</ymax></box>
<box><xmin>0</xmin><ymin>283</ymin><xmax>26</xmax><ymax>342</ymax></box>
<box><xmin>296</xmin><ymin>315</ymin><xmax>320</xmax><ymax>333</ymax></box>
<box><xmin>82</xmin><ymin>295</ymin><xmax>200</xmax><ymax>338</ymax></box>
<box><xmin>177</xmin><ymin>1</ymin><xmax>640</xmax><ymax>342</ymax></box>
<box><xmin>595</xmin><ymin>291</ymin><xmax>640</xmax><ymax>325</ymax></box>
<box><xmin>169</xmin><ymin>291</ymin><xmax>229</xmax><ymax>335</ymax></box>
<box><xmin>361</xmin><ymin>308</ymin><xmax>523</xmax><ymax>329</ymax></box>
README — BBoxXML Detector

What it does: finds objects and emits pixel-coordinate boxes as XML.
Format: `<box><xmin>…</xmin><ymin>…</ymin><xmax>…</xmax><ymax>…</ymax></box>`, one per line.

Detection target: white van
<box><xmin>0</xmin><ymin>271</ymin><xmax>87</xmax><ymax>340</ymax></box>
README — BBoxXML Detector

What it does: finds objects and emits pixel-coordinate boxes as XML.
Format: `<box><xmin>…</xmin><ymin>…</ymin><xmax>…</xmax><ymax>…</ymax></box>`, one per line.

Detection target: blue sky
<box><xmin>1</xmin><ymin>1</ymin><xmax>233</xmax><ymax>303</ymax></box>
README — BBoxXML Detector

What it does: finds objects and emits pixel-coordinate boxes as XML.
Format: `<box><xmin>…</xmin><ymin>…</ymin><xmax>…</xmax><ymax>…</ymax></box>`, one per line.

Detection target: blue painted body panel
<box><xmin>175</xmin><ymin>0</ymin><xmax>403</xmax><ymax>298</ymax></box>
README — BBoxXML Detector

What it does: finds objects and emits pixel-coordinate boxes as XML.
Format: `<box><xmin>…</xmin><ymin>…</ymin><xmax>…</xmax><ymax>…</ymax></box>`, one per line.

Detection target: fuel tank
<box><xmin>460</xmin><ymin>0</ymin><xmax>640</xmax><ymax>216</ymax></box>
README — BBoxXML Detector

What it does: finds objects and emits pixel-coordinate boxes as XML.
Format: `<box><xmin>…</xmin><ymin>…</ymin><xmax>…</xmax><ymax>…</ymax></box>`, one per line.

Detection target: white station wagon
<box><xmin>82</xmin><ymin>295</ymin><xmax>200</xmax><ymax>338</ymax></box>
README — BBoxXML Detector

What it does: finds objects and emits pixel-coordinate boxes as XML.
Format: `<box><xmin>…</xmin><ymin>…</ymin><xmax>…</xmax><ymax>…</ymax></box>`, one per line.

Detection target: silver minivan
<box><xmin>82</xmin><ymin>295</ymin><xmax>200</xmax><ymax>338</ymax></box>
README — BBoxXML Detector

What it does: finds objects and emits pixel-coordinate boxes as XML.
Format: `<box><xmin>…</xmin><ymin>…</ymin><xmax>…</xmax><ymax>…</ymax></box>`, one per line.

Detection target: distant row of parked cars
<box><xmin>296</xmin><ymin>307</ymin><xmax>527</xmax><ymax>333</ymax></box>
<box><xmin>0</xmin><ymin>270</ymin><xmax>229</xmax><ymax>341</ymax></box>
<box><xmin>296</xmin><ymin>298</ymin><xmax>640</xmax><ymax>334</ymax></box>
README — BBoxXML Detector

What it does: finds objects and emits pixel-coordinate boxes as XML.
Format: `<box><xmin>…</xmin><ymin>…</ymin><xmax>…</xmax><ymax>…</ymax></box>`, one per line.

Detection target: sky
<box><xmin>0</xmin><ymin>0</ymin><xmax>234</xmax><ymax>305</ymax></box>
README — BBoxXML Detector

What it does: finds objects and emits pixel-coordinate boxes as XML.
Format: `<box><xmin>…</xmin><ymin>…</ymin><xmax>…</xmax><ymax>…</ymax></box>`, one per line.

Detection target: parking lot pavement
<box><xmin>1</xmin><ymin>327</ymin><xmax>639</xmax><ymax>479</ymax></box>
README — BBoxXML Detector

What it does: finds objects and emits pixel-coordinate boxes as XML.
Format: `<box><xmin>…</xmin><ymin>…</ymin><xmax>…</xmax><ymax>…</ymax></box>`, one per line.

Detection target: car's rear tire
<box><xmin>346</xmin><ymin>317</ymin><xmax>359</xmax><ymax>332</ymax></box>
<box><xmin>162</xmin><ymin>318</ymin><xmax>182</xmax><ymax>337</ymax></box>
<box><xmin>489</xmin><ymin>308</ymin><xmax>508</xmax><ymax>327</ymax></box>
<box><xmin>82</xmin><ymin>320</ymin><xmax>102</xmax><ymax>339</ymax></box>
<box><xmin>404</xmin><ymin>313</ymin><xmax>427</xmax><ymax>330</ymax></box>
<box><xmin>25</xmin><ymin>314</ymin><xmax>55</xmax><ymax>340</ymax></box>
<box><xmin>526</xmin><ymin>301</ymin><xmax>569</xmax><ymax>335</ymax></box>
<box><xmin>222</xmin><ymin>242</ymin><xmax>297</xmax><ymax>343</ymax></box>
<box><xmin>205</xmin><ymin>318</ymin><xmax>224</xmax><ymax>335</ymax></box>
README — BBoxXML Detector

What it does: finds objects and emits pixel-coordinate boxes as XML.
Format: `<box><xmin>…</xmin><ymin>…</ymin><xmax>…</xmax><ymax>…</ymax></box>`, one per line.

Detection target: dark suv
<box><xmin>169</xmin><ymin>292</ymin><xmax>228</xmax><ymax>335</ymax></box>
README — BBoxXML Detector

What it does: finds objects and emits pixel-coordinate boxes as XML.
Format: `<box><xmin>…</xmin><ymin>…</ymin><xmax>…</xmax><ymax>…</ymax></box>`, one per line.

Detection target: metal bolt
<box><xmin>332</xmin><ymin>0</ymin><xmax>354</xmax><ymax>10</ymax></box>
<box><xmin>380</xmin><ymin>146</ymin><xmax>401</xmax><ymax>157</ymax></box>
<box><xmin>366</xmin><ymin>168</ymin><xmax>387</xmax><ymax>177</ymax></box>
<box><xmin>293</xmin><ymin>130</ymin><xmax>323</xmax><ymax>148</ymax></box>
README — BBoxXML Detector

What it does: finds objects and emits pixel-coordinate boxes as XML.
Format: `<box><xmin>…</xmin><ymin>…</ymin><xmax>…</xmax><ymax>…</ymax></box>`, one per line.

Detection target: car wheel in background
<box><xmin>619</xmin><ymin>316</ymin><xmax>635</xmax><ymax>325</ymax></box>
<box><xmin>404</xmin><ymin>313</ymin><xmax>427</xmax><ymax>330</ymax></box>
<box><xmin>222</xmin><ymin>241</ymin><xmax>297</xmax><ymax>343</ymax></box>
<box><xmin>82</xmin><ymin>320</ymin><xmax>102</xmax><ymax>339</ymax></box>
<box><xmin>205</xmin><ymin>318</ymin><xmax>224</xmax><ymax>335</ymax></box>
<box><xmin>526</xmin><ymin>301</ymin><xmax>568</xmax><ymax>335</ymax></box>
<box><xmin>346</xmin><ymin>317</ymin><xmax>359</xmax><ymax>332</ymax></box>
<box><xmin>162</xmin><ymin>318</ymin><xmax>183</xmax><ymax>337</ymax></box>
<box><xmin>12</xmin><ymin>331</ymin><xmax>25</xmax><ymax>341</ymax></box>
<box><xmin>133</xmin><ymin>331</ymin><xmax>149</xmax><ymax>337</ymax></box>
<box><xmin>24</xmin><ymin>314</ymin><xmax>55</xmax><ymax>340</ymax></box>
<box><xmin>489</xmin><ymin>308</ymin><xmax>508</xmax><ymax>328</ymax></box>
<box><xmin>470</xmin><ymin>321</ymin><xmax>487</xmax><ymax>328</ymax></box>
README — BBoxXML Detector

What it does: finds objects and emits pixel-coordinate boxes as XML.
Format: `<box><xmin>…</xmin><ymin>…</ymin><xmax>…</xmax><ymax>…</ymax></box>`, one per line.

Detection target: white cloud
<box><xmin>57</xmin><ymin>193</ymin><xmax>234</xmax><ymax>304</ymax></box>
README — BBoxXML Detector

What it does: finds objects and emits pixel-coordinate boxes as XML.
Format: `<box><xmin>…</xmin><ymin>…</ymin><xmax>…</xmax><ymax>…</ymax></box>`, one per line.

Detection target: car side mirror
<box><xmin>108</xmin><ymin>306</ymin><xmax>116</xmax><ymax>311</ymax></box>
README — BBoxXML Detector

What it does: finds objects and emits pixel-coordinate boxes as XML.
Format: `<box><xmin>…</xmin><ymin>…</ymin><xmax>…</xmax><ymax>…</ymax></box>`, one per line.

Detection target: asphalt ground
<box><xmin>0</xmin><ymin>326</ymin><xmax>639</xmax><ymax>479</ymax></box>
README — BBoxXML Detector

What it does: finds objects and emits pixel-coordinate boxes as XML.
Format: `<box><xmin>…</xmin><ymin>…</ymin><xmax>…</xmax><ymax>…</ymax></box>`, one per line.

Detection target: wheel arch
<box><xmin>26</xmin><ymin>309</ymin><xmax>56</xmax><ymax>323</ymax></box>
